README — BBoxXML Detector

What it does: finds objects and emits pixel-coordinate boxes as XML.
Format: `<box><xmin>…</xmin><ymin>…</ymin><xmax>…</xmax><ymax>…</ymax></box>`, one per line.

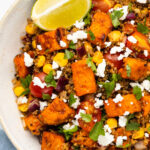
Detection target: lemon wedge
<box><xmin>31</xmin><ymin>0</ymin><xmax>91</xmax><ymax>31</ymax></box>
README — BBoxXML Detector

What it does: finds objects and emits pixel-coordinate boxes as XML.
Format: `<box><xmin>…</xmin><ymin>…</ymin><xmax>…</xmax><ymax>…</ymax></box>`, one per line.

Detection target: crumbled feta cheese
<box><xmin>97</xmin><ymin>46</ymin><xmax>101</xmax><ymax>51</ymax></box>
<box><xmin>144</xmin><ymin>50</ymin><xmax>148</xmax><ymax>57</ymax></box>
<box><xmin>119</xmin><ymin>6</ymin><xmax>128</xmax><ymax>20</ymax></box>
<box><xmin>120</xmin><ymin>43</ymin><xmax>125</xmax><ymax>48</ymax></box>
<box><xmin>67</xmin><ymin>30</ymin><xmax>87</xmax><ymax>43</ymax></box>
<box><xmin>115</xmin><ymin>83</ymin><xmax>121</xmax><ymax>91</ymax></box>
<box><xmin>84</xmin><ymin>107</ymin><xmax>88</xmax><ymax>110</ymax></box>
<box><xmin>130</xmin><ymin>20</ymin><xmax>135</xmax><ymax>25</ymax></box>
<box><xmin>96</xmin><ymin>93</ymin><xmax>102</xmax><ymax>98</ymax></box>
<box><xmin>130</xmin><ymin>82</ymin><xmax>144</xmax><ymax>91</ymax></box>
<box><xmin>24</xmin><ymin>52</ymin><xmax>33</xmax><ymax>67</ymax></box>
<box><xmin>63</xmin><ymin>123</ymin><xmax>76</xmax><ymax>130</ymax></box>
<box><xmin>37</xmin><ymin>45</ymin><xmax>42</xmax><ymax>50</ymax></box>
<box><xmin>113</xmin><ymin>94</ymin><xmax>123</xmax><ymax>103</ymax></box>
<box><xmin>70</xmin><ymin>95</ymin><xmax>80</xmax><ymax>109</ymax></box>
<box><xmin>105</xmin><ymin>42</ymin><xmax>112</xmax><ymax>47</ymax></box>
<box><xmin>63</xmin><ymin>99</ymin><xmax>67</xmax><ymax>103</ymax></box>
<box><xmin>32</xmin><ymin>77</ymin><xmax>46</xmax><ymax>89</ymax></box>
<box><xmin>98</xmin><ymin>132</ymin><xmax>114</xmax><ymax>146</ymax></box>
<box><xmin>145</xmin><ymin>133</ymin><xmax>149</xmax><ymax>138</ymax></box>
<box><xmin>74</xmin><ymin>20</ymin><xmax>85</xmax><ymax>29</ymax></box>
<box><xmin>110</xmin><ymin>46</ymin><xmax>123</xmax><ymax>54</ymax></box>
<box><xmin>130</xmin><ymin>102</ymin><xmax>134</xmax><ymax>105</ymax></box>
<box><xmin>104</xmin><ymin>125</ymin><xmax>112</xmax><ymax>133</ymax></box>
<box><xmin>94</xmin><ymin>98</ymin><xmax>104</xmax><ymax>108</ymax></box>
<box><xmin>54</xmin><ymin>70</ymin><xmax>62</xmax><ymax>79</ymax></box>
<box><xmin>118</xmin><ymin>103</ymin><xmax>122</xmax><ymax>107</ymax></box>
<box><xmin>128</xmin><ymin>36</ymin><xmax>137</xmax><ymax>44</ymax></box>
<box><xmin>72</xmin><ymin>119</ymin><xmax>79</xmax><ymax>126</ymax></box>
<box><xmin>137</xmin><ymin>0</ymin><xmax>147</xmax><ymax>4</ymax></box>
<box><xmin>116</xmin><ymin>136</ymin><xmax>127</xmax><ymax>146</ymax></box>
<box><xmin>118</xmin><ymin>47</ymin><xmax>132</xmax><ymax>60</ymax></box>
<box><xmin>17</xmin><ymin>96</ymin><xmax>28</xmax><ymax>104</ymax></box>
<box><xmin>40</xmin><ymin>101</ymin><xmax>48</xmax><ymax>111</ymax></box>
<box><xmin>60</xmin><ymin>41</ymin><xmax>67</xmax><ymax>47</ymax></box>
<box><xmin>105</xmin><ymin>100</ymin><xmax>109</xmax><ymax>104</ymax></box>
<box><xmin>118</xmin><ymin>54</ymin><xmax>124</xmax><ymax>61</ymax></box>
<box><xmin>124</xmin><ymin>111</ymin><xmax>130</xmax><ymax>116</ymax></box>
<box><xmin>52</xmin><ymin>61</ymin><xmax>59</xmax><ymax>69</ymax></box>
<box><xmin>51</xmin><ymin>93</ymin><xmax>57</xmax><ymax>99</ymax></box>
<box><xmin>141</xmin><ymin>80</ymin><xmax>150</xmax><ymax>92</ymax></box>
<box><xmin>119</xmin><ymin>116</ymin><xmax>127</xmax><ymax>127</ymax></box>
<box><xmin>96</xmin><ymin>59</ymin><xmax>106</xmax><ymax>78</ymax></box>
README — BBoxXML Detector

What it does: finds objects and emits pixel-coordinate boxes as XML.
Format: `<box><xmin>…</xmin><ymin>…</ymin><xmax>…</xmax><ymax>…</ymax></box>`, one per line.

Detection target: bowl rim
<box><xmin>0</xmin><ymin>0</ymin><xmax>22</xmax><ymax>149</ymax></box>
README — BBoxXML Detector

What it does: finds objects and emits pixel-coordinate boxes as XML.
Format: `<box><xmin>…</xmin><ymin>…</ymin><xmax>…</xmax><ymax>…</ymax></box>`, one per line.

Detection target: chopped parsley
<box><xmin>84</xmin><ymin>13</ymin><xmax>91</xmax><ymax>25</ymax></box>
<box><xmin>20</xmin><ymin>74</ymin><xmax>32</xmax><ymax>96</ymax></box>
<box><xmin>80</xmin><ymin>113</ymin><xmax>92</xmax><ymax>123</ymax></box>
<box><xmin>133</xmin><ymin>86</ymin><xmax>142</xmax><ymax>100</ymax></box>
<box><xmin>88</xmin><ymin>30</ymin><xmax>95</xmax><ymax>41</ymax></box>
<box><xmin>126</xmin><ymin>122</ymin><xmax>140</xmax><ymax>131</ymax></box>
<box><xmin>86</xmin><ymin>55</ymin><xmax>97</xmax><ymax>72</ymax></box>
<box><xmin>69</xmin><ymin>94</ymin><xmax>77</xmax><ymax>106</ymax></box>
<box><xmin>69</xmin><ymin>41</ymin><xmax>76</xmax><ymax>49</ymax></box>
<box><xmin>148</xmin><ymin>126</ymin><xmax>150</xmax><ymax>132</ymax></box>
<box><xmin>89</xmin><ymin>121</ymin><xmax>105</xmax><ymax>141</ymax></box>
<box><xmin>64</xmin><ymin>50</ymin><xmax>74</xmax><ymax>59</ymax></box>
<box><xmin>126</xmin><ymin>64</ymin><xmax>131</xmax><ymax>77</ymax></box>
<box><xmin>147</xmin><ymin>75</ymin><xmax>150</xmax><ymax>81</ymax></box>
<box><xmin>137</xmin><ymin>19</ymin><xmax>149</xmax><ymax>34</ymax></box>
<box><xmin>44</xmin><ymin>71</ymin><xmax>56</xmax><ymax>88</ymax></box>
<box><xmin>110</xmin><ymin>9</ymin><xmax>124</xmax><ymax>28</ymax></box>
<box><xmin>42</xmin><ymin>93</ymin><xmax>51</xmax><ymax>100</ymax></box>
<box><xmin>128</xmin><ymin>2</ymin><xmax>133</xmax><ymax>12</ymax></box>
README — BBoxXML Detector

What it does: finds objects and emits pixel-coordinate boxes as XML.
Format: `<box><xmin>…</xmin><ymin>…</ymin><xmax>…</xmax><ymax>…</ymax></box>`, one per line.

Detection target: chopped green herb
<box><xmin>146</xmin><ymin>76</ymin><xmax>150</xmax><ymax>81</ymax></box>
<box><xmin>69</xmin><ymin>94</ymin><xmax>77</xmax><ymax>106</ymax></box>
<box><xmin>72</xmin><ymin>146</ymin><xmax>80</xmax><ymax>150</ymax></box>
<box><xmin>112</xmin><ymin>73</ymin><xmax>122</xmax><ymax>82</ymax></box>
<box><xmin>117</xmin><ymin>143</ymin><xmax>131</xmax><ymax>148</ymax></box>
<box><xmin>84</xmin><ymin>13</ymin><xmax>91</xmax><ymax>25</ymax></box>
<box><xmin>148</xmin><ymin>126</ymin><xmax>150</xmax><ymax>132</ymax></box>
<box><xmin>126</xmin><ymin>122</ymin><xmax>140</xmax><ymax>131</ymax></box>
<box><xmin>42</xmin><ymin>93</ymin><xmax>51</xmax><ymax>100</ymax></box>
<box><xmin>137</xmin><ymin>19</ymin><xmax>149</xmax><ymax>34</ymax></box>
<box><xmin>127</xmin><ymin>114</ymin><xmax>135</xmax><ymax>122</ymax></box>
<box><xmin>80</xmin><ymin>113</ymin><xmax>92</xmax><ymax>123</ymax></box>
<box><xmin>64</xmin><ymin>50</ymin><xmax>74</xmax><ymax>59</ymax></box>
<box><xmin>110</xmin><ymin>9</ymin><xmax>124</xmax><ymax>28</ymax></box>
<box><xmin>63</xmin><ymin>125</ymin><xmax>78</xmax><ymax>133</ymax></box>
<box><xmin>86</xmin><ymin>55</ymin><xmax>97</xmax><ymax>72</ymax></box>
<box><xmin>69</xmin><ymin>41</ymin><xmax>76</xmax><ymax>49</ymax></box>
<box><xmin>45</xmin><ymin>49</ymin><xmax>50</xmax><ymax>52</ymax></box>
<box><xmin>133</xmin><ymin>86</ymin><xmax>142</xmax><ymax>100</ymax></box>
<box><xmin>20</xmin><ymin>88</ymin><xmax>30</xmax><ymax>96</ymax></box>
<box><xmin>88</xmin><ymin>30</ymin><xmax>95</xmax><ymax>41</ymax></box>
<box><xmin>128</xmin><ymin>2</ymin><xmax>132</xmax><ymax>12</ymax></box>
<box><xmin>126</xmin><ymin>64</ymin><xmax>131</xmax><ymax>77</ymax></box>
<box><xmin>89</xmin><ymin>121</ymin><xmax>105</xmax><ymax>141</ymax></box>
<box><xmin>44</xmin><ymin>71</ymin><xmax>56</xmax><ymax>88</ymax></box>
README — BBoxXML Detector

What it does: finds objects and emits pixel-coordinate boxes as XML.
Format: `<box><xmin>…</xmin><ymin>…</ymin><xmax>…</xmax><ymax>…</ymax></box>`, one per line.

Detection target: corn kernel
<box><xmin>14</xmin><ymin>86</ymin><xmax>25</xmax><ymax>97</ymax></box>
<box><xmin>25</xmin><ymin>23</ymin><xmax>37</xmax><ymax>35</ymax></box>
<box><xmin>114</xmin><ymin>4</ymin><xmax>122</xmax><ymax>9</ymax></box>
<box><xmin>84</xmin><ymin>42</ymin><xmax>93</xmax><ymax>55</ymax></box>
<box><xmin>18</xmin><ymin>104</ymin><xmax>28</xmax><ymax>112</ymax></box>
<box><xmin>106</xmin><ymin>118</ymin><xmax>118</xmax><ymax>129</ymax></box>
<box><xmin>53</xmin><ymin>53</ymin><xmax>68</xmax><ymax>67</ymax></box>
<box><xmin>92</xmin><ymin>51</ymin><xmax>103</xmax><ymax>65</ymax></box>
<box><xmin>36</xmin><ymin>55</ymin><xmax>46</xmax><ymax>68</ymax></box>
<box><xmin>132</xmin><ymin>128</ymin><xmax>145</xmax><ymax>139</ymax></box>
<box><xmin>43</xmin><ymin>64</ymin><xmax>53</xmax><ymax>74</ymax></box>
<box><xmin>32</xmin><ymin>40</ymin><xmax>37</xmax><ymax>49</ymax></box>
<box><xmin>146</xmin><ymin>123</ymin><xmax>150</xmax><ymax>134</ymax></box>
<box><xmin>108</xmin><ymin>31</ymin><xmax>122</xmax><ymax>42</ymax></box>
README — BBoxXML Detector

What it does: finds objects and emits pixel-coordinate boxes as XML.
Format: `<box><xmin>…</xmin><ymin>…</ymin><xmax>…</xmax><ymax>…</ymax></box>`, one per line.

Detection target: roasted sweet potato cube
<box><xmin>142</xmin><ymin>96</ymin><xmax>150</xmax><ymax>116</ymax></box>
<box><xmin>71</xmin><ymin>60</ymin><xmax>97</xmax><ymax>96</ymax></box>
<box><xmin>119</xmin><ymin>58</ymin><xmax>149</xmax><ymax>81</ymax></box>
<box><xmin>41</xmin><ymin>132</ymin><xmax>66</xmax><ymax>150</ymax></box>
<box><xmin>37</xmin><ymin>28</ymin><xmax>68</xmax><ymax>52</ymax></box>
<box><xmin>88</xmin><ymin>12</ymin><xmax>112</xmax><ymax>46</ymax></box>
<box><xmin>71</xmin><ymin>130</ymin><xmax>97</xmax><ymax>148</ymax></box>
<box><xmin>14</xmin><ymin>54</ymin><xmax>29</xmax><ymax>78</ymax></box>
<box><xmin>24</xmin><ymin>114</ymin><xmax>43</xmax><ymax>135</ymax></box>
<box><xmin>126</xmin><ymin>31</ymin><xmax>150</xmax><ymax>52</ymax></box>
<box><xmin>39</xmin><ymin>98</ymin><xmax>75</xmax><ymax>125</ymax></box>
<box><xmin>104</xmin><ymin>94</ymin><xmax>141</xmax><ymax>117</ymax></box>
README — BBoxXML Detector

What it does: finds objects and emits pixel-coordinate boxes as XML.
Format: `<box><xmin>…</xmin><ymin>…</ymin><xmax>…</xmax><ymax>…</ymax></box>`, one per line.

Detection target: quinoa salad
<box><xmin>13</xmin><ymin>0</ymin><xmax>150</xmax><ymax>149</ymax></box>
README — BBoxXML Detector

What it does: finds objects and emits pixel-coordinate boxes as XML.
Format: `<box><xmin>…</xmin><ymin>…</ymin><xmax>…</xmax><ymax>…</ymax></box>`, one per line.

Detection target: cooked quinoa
<box><xmin>13</xmin><ymin>0</ymin><xmax>150</xmax><ymax>149</ymax></box>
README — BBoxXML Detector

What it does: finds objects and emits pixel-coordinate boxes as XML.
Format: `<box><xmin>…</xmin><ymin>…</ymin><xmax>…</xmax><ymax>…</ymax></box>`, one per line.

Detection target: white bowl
<box><xmin>0</xmin><ymin>0</ymin><xmax>41</xmax><ymax>149</ymax></box>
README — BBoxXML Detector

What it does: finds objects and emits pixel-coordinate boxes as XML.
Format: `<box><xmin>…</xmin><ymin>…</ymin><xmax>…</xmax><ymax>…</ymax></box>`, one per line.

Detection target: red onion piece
<box><xmin>76</xmin><ymin>46</ymin><xmax>86</xmax><ymax>57</ymax></box>
<box><xmin>28</xmin><ymin>99</ymin><xmax>40</xmax><ymax>112</ymax></box>
<box><xmin>126</xmin><ymin>13</ymin><xmax>136</xmax><ymax>20</ymax></box>
<box><xmin>55</xmin><ymin>77</ymin><xmax>68</xmax><ymax>92</ymax></box>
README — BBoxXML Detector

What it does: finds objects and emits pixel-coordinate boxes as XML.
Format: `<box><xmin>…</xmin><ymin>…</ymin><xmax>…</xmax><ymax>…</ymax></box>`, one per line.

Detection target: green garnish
<box><xmin>69</xmin><ymin>94</ymin><xmax>77</xmax><ymax>106</ymax></box>
<box><xmin>137</xmin><ymin>19</ymin><xmax>149</xmax><ymax>34</ymax></box>
<box><xmin>84</xmin><ymin>13</ymin><xmax>91</xmax><ymax>25</ymax></box>
<box><xmin>44</xmin><ymin>71</ymin><xmax>56</xmax><ymax>88</ymax></box>
<box><xmin>89</xmin><ymin>121</ymin><xmax>105</xmax><ymax>141</ymax></box>
<box><xmin>20</xmin><ymin>74</ymin><xmax>32</xmax><ymax>96</ymax></box>
<box><xmin>80</xmin><ymin>113</ymin><xmax>92</xmax><ymax>123</ymax></box>
<box><xmin>146</xmin><ymin>75</ymin><xmax>150</xmax><ymax>81</ymax></box>
<box><xmin>64</xmin><ymin>50</ymin><xmax>74</xmax><ymax>59</ymax></box>
<box><xmin>128</xmin><ymin>2</ymin><xmax>133</xmax><ymax>12</ymax></box>
<box><xmin>86</xmin><ymin>55</ymin><xmax>97</xmax><ymax>72</ymax></box>
<box><xmin>148</xmin><ymin>126</ymin><xmax>150</xmax><ymax>132</ymax></box>
<box><xmin>69</xmin><ymin>41</ymin><xmax>76</xmax><ymax>49</ymax></box>
<box><xmin>42</xmin><ymin>93</ymin><xmax>51</xmax><ymax>100</ymax></box>
<box><xmin>88</xmin><ymin>30</ymin><xmax>95</xmax><ymax>41</ymax></box>
<box><xmin>126</xmin><ymin>122</ymin><xmax>140</xmax><ymax>131</ymax></box>
<box><xmin>133</xmin><ymin>86</ymin><xmax>142</xmax><ymax>100</ymax></box>
<box><xmin>126</xmin><ymin>64</ymin><xmax>131</xmax><ymax>77</ymax></box>
<box><xmin>110</xmin><ymin>9</ymin><xmax>124</xmax><ymax>28</ymax></box>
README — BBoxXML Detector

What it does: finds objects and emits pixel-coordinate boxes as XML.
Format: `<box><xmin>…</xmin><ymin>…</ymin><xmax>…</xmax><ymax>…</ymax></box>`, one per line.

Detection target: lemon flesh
<box><xmin>31</xmin><ymin>0</ymin><xmax>91</xmax><ymax>30</ymax></box>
